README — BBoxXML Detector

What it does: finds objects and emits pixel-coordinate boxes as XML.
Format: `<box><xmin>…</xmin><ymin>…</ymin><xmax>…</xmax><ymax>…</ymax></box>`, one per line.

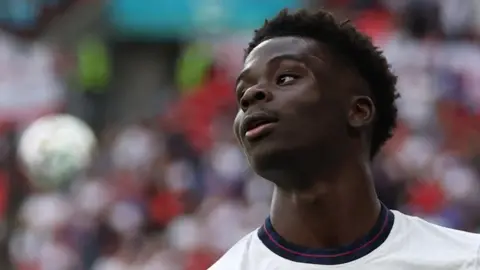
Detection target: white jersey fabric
<box><xmin>209</xmin><ymin>205</ymin><xmax>480</xmax><ymax>269</ymax></box>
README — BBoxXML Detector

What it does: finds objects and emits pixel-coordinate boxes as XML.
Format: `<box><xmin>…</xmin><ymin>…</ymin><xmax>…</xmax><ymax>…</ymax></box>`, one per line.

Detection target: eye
<box><xmin>276</xmin><ymin>74</ymin><xmax>298</xmax><ymax>86</ymax></box>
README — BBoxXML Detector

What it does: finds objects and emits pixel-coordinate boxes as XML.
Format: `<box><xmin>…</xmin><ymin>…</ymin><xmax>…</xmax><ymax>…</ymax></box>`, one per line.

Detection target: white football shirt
<box><xmin>209</xmin><ymin>205</ymin><xmax>480</xmax><ymax>269</ymax></box>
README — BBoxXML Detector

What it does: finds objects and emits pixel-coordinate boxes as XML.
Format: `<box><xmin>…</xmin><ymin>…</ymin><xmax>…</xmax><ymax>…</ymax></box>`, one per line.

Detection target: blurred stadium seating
<box><xmin>0</xmin><ymin>0</ymin><xmax>479</xmax><ymax>269</ymax></box>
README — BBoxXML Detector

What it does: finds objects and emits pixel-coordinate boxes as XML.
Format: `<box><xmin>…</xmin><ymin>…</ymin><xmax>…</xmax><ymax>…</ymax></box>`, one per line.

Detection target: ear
<box><xmin>348</xmin><ymin>96</ymin><xmax>375</xmax><ymax>128</ymax></box>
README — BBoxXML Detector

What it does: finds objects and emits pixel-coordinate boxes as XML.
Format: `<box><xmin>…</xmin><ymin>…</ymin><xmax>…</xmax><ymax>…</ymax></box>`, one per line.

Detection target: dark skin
<box><xmin>233</xmin><ymin>36</ymin><xmax>381</xmax><ymax>248</ymax></box>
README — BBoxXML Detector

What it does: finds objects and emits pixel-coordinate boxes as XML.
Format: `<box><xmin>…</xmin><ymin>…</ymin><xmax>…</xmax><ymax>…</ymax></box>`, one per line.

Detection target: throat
<box><xmin>269</xmin><ymin>178</ymin><xmax>380</xmax><ymax>249</ymax></box>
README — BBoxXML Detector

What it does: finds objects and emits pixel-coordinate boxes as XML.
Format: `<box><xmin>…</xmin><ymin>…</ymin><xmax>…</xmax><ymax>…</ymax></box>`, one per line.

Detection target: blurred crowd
<box><xmin>3</xmin><ymin>0</ymin><xmax>480</xmax><ymax>269</ymax></box>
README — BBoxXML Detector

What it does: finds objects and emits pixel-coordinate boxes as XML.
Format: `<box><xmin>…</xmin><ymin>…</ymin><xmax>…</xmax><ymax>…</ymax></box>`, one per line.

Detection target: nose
<box><xmin>239</xmin><ymin>86</ymin><xmax>272</xmax><ymax>111</ymax></box>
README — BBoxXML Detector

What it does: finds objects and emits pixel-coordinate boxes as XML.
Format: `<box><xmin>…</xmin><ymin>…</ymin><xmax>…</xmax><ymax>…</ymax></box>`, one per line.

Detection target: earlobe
<box><xmin>349</xmin><ymin>96</ymin><xmax>375</xmax><ymax>128</ymax></box>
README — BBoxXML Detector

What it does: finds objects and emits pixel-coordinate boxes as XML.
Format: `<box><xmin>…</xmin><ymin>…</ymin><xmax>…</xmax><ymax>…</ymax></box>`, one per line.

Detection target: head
<box><xmin>233</xmin><ymin>9</ymin><xmax>398</xmax><ymax>188</ymax></box>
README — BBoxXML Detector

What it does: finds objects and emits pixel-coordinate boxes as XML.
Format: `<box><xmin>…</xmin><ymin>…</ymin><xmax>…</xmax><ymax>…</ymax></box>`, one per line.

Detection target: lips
<box><xmin>242</xmin><ymin>113</ymin><xmax>278</xmax><ymax>140</ymax></box>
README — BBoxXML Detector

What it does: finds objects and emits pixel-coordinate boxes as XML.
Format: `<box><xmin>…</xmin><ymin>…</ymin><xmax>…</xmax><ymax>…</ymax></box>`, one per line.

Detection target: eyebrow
<box><xmin>235</xmin><ymin>54</ymin><xmax>307</xmax><ymax>87</ymax></box>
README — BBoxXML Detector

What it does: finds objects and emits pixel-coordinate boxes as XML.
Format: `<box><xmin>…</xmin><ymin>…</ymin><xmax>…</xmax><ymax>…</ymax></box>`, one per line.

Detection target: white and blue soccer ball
<box><xmin>17</xmin><ymin>114</ymin><xmax>97</xmax><ymax>188</ymax></box>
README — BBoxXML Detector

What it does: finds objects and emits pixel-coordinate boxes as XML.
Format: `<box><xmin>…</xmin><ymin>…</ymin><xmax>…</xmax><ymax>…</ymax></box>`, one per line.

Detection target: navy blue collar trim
<box><xmin>258</xmin><ymin>204</ymin><xmax>395</xmax><ymax>265</ymax></box>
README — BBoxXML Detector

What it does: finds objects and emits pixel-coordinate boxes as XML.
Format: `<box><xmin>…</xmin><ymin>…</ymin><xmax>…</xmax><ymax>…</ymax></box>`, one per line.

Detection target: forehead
<box><xmin>243</xmin><ymin>36</ymin><xmax>332</xmax><ymax>72</ymax></box>
<box><xmin>247</xmin><ymin>36</ymin><xmax>315</xmax><ymax>60</ymax></box>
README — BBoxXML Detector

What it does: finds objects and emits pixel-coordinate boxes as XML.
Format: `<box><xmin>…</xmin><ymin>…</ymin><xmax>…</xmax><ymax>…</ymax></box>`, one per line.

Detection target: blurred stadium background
<box><xmin>0</xmin><ymin>0</ymin><xmax>479</xmax><ymax>269</ymax></box>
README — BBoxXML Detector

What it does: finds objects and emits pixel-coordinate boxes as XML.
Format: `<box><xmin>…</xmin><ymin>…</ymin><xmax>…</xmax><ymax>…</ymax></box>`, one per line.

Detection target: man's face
<box><xmin>233</xmin><ymin>36</ymin><xmax>350</xmax><ymax>180</ymax></box>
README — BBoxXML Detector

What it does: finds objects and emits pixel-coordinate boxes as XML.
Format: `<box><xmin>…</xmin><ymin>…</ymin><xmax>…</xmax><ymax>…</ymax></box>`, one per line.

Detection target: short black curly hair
<box><xmin>245</xmin><ymin>9</ymin><xmax>399</xmax><ymax>158</ymax></box>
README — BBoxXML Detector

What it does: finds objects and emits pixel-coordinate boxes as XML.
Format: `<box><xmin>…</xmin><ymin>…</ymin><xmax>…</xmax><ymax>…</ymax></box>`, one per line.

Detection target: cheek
<box><xmin>233</xmin><ymin>110</ymin><xmax>243</xmax><ymax>142</ymax></box>
<box><xmin>285</xmin><ymin>89</ymin><xmax>341</xmax><ymax>139</ymax></box>
<box><xmin>285</xmin><ymin>85</ymin><xmax>322</xmax><ymax>119</ymax></box>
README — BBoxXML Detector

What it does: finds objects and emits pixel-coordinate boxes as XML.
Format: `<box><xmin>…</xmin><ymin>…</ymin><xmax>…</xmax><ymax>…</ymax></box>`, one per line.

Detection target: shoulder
<box><xmin>394</xmin><ymin>210</ymin><xmax>480</xmax><ymax>247</ymax></box>
<box><xmin>392</xmin><ymin>210</ymin><xmax>480</xmax><ymax>269</ymax></box>
<box><xmin>208</xmin><ymin>231</ymin><xmax>257</xmax><ymax>270</ymax></box>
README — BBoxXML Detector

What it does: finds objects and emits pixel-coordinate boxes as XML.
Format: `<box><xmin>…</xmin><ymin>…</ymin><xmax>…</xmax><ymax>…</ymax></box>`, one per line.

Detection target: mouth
<box><xmin>242</xmin><ymin>114</ymin><xmax>278</xmax><ymax>141</ymax></box>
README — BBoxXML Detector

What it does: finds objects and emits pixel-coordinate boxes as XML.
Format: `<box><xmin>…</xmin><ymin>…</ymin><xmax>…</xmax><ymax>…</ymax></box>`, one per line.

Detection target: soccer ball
<box><xmin>17</xmin><ymin>114</ymin><xmax>97</xmax><ymax>188</ymax></box>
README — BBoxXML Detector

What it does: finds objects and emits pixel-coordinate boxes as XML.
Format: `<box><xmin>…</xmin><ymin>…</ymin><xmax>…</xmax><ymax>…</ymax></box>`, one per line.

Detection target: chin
<box><xmin>246</xmin><ymin>144</ymin><xmax>301</xmax><ymax>183</ymax></box>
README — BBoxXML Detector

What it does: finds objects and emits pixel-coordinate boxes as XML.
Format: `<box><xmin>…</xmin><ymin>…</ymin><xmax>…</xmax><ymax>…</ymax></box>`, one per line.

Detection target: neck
<box><xmin>269</xmin><ymin>160</ymin><xmax>380</xmax><ymax>249</ymax></box>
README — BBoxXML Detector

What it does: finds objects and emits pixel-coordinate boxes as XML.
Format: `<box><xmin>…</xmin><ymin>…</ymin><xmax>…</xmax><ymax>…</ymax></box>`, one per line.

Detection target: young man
<box><xmin>209</xmin><ymin>8</ymin><xmax>480</xmax><ymax>270</ymax></box>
